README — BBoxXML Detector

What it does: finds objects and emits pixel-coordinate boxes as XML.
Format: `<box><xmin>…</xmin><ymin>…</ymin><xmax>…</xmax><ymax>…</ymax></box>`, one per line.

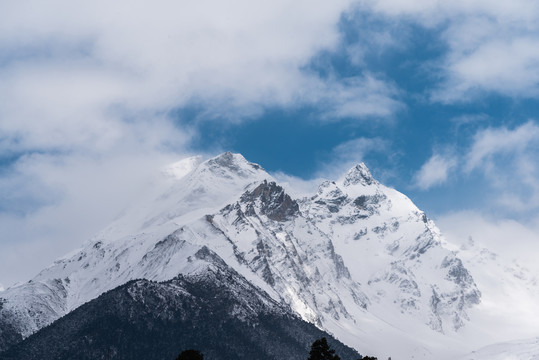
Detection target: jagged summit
<box><xmin>205</xmin><ymin>152</ymin><xmax>263</xmax><ymax>175</ymax></box>
<box><xmin>341</xmin><ymin>162</ymin><xmax>376</xmax><ymax>187</ymax></box>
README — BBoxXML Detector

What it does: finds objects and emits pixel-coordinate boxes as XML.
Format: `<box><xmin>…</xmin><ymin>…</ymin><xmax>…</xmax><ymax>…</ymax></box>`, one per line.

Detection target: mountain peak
<box><xmin>203</xmin><ymin>152</ymin><xmax>264</xmax><ymax>178</ymax></box>
<box><xmin>341</xmin><ymin>162</ymin><xmax>375</xmax><ymax>187</ymax></box>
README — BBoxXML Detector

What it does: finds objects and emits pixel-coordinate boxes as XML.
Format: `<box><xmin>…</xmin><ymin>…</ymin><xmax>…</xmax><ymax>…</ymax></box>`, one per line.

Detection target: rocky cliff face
<box><xmin>0</xmin><ymin>152</ymin><xmax>481</xmax><ymax>358</ymax></box>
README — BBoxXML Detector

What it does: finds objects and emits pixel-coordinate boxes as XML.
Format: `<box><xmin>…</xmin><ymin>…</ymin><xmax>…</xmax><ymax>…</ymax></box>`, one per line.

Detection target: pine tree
<box><xmin>308</xmin><ymin>337</ymin><xmax>341</xmax><ymax>360</ymax></box>
<box><xmin>176</xmin><ymin>349</ymin><xmax>204</xmax><ymax>360</ymax></box>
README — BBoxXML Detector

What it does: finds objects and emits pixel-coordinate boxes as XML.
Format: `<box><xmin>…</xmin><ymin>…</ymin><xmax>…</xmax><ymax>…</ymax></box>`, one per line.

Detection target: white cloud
<box><xmin>413</xmin><ymin>121</ymin><xmax>539</xmax><ymax>215</ymax></box>
<box><xmin>0</xmin><ymin>0</ymin><xmax>405</xmax><ymax>287</ymax></box>
<box><xmin>414</xmin><ymin>153</ymin><xmax>457</xmax><ymax>190</ymax></box>
<box><xmin>308</xmin><ymin>75</ymin><xmax>403</xmax><ymax>120</ymax></box>
<box><xmin>437</xmin><ymin>211</ymin><xmax>539</xmax><ymax>262</ymax></box>
<box><xmin>465</xmin><ymin>121</ymin><xmax>539</xmax><ymax>172</ymax></box>
<box><xmin>365</xmin><ymin>0</ymin><xmax>539</xmax><ymax>24</ymax></box>
<box><xmin>332</xmin><ymin>136</ymin><xmax>389</xmax><ymax>158</ymax></box>
<box><xmin>316</xmin><ymin>137</ymin><xmax>390</xmax><ymax>179</ymax></box>
<box><xmin>0</xmin><ymin>0</ymin><xmax>399</xmax><ymax>148</ymax></box>
<box><xmin>271</xmin><ymin>172</ymin><xmax>324</xmax><ymax>199</ymax></box>
<box><xmin>272</xmin><ymin>137</ymin><xmax>390</xmax><ymax>198</ymax></box>
<box><xmin>358</xmin><ymin>0</ymin><xmax>539</xmax><ymax>101</ymax></box>
<box><xmin>271</xmin><ymin>137</ymin><xmax>392</xmax><ymax>201</ymax></box>
<box><xmin>436</xmin><ymin>37</ymin><xmax>539</xmax><ymax>101</ymax></box>
<box><xmin>451</xmin><ymin>113</ymin><xmax>488</xmax><ymax>127</ymax></box>
<box><xmin>464</xmin><ymin>121</ymin><xmax>539</xmax><ymax>213</ymax></box>
<box><xmin>0</xmin><ymin>149</ymin><xmax>187</xmax><ymax>288</ymax></box>
<box><xmin>437</xmin><ymin>15</ymin><xmax>539</xmax><ymax>101</ymax></box>
<box><xmin>271</xmin><ymin>137</ymin><xmax>391</xmax><ymax>199</ymax></box>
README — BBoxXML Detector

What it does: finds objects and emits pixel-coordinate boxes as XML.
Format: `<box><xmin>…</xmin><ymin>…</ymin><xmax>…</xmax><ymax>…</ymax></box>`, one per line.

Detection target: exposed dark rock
<box><xmin>241</xmin><ymin>181</ymin><xmax>300</xmax><ymax>222</ymax></box>
<box><xmin>442</xmin><ymin>257</ymin><xmax>481</xmax><ymax>305</ymax></box>
<box><xmin>352</xmin><ymin>194</ymin><xmax>386</xmax><ymax>217</ymax></box>
<box><xmin>353</xmin><ymin>195</ymin><xmax>369</xmax><ymax>208</ymax></box>
<box><xmin>353</xmin><ymin>228</ymin><xmax>368</xmax><ymax>240</ymax></box>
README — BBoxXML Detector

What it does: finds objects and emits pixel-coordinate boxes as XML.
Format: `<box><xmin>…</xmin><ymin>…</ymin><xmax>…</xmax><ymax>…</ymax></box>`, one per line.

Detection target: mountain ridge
<box><xmin>0</xmin><ymin>152</ymin><xmax>487</xmax><ymax>358</ymax></box>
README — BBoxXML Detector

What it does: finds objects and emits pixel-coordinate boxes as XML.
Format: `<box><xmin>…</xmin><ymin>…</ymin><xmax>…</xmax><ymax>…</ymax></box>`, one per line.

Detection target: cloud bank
<box><xmin>0</xmin><ymin>0</ymin><xmax>405</xmax><ymax>287</ymax></box>
<box><xmin>2</xmin><ymin>0</ymin><xmax>539</xmax><ymax>288</ymax></box>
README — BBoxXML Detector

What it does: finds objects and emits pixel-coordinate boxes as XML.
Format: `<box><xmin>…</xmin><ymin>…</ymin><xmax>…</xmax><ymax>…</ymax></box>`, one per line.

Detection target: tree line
<box><xmin>176</xmin><ymin>337</ymin><xmax>380</xmax><ymax>360</ymax></box>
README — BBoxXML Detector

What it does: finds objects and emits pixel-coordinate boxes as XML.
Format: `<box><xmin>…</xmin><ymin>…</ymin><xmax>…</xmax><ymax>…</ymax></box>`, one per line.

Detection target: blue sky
<box><xmin>1</xmin><ymin>0</ymin><xmax>539</xmax><ymax>287</ymax></box>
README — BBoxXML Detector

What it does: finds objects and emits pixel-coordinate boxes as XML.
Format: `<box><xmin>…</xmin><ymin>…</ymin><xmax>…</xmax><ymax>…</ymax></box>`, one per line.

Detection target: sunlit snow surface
<box><xmin>1</xmin><ymin>152</ymin><xmax>538</xmax><ymax>360</ymax></box>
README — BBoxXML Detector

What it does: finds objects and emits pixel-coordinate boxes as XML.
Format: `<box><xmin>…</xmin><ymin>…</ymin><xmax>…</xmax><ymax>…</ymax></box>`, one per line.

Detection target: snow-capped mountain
<box><xmin>0</xmin><ymin>152</ymin><xmax>532</xmax><ymax>359</ymax></box>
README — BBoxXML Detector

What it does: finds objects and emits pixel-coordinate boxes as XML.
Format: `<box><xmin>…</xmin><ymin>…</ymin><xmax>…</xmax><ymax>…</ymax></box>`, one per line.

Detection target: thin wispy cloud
<box><xmin>415</xmin><ymin>121</ymin><xmax>539</xmax><ymax>215</ymax></box>
<box><xmin>316</xmin><ymin>137</ymin><xmax>390</xmax><ymax>179</ymax></box>
<box><xmin>465</xmin><ymin>121</ymin><xmax>539</xmax><ymax>212</ymax></box>
<box><xmin>414</xmin><ymin>153</ymin><xmax>457</xmax><ymax>190</ymax></box>
<box><xmin>465</xmin><ymin>121</ymin><xmax>539</xmax><ymax>172</ymax></box>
